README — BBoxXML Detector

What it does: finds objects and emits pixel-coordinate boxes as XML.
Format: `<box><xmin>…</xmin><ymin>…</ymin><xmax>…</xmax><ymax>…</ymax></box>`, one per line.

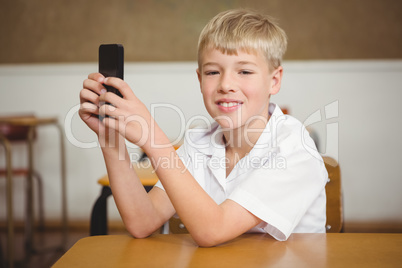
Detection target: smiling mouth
<box><xmin>218</xmin><ymin>101</ymin><xmax>242</xmax><ymax>107</ymax></box>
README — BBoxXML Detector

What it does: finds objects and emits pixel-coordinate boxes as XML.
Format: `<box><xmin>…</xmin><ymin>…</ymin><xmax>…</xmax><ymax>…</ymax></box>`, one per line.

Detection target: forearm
<box><xmin>143</xmin><ymin>128</ymin><xmax>227</xmax><ymax>245</ymax></box>
<box><xmin>100</xmin><ymin>135</ymin><xmax>164</xmax><ymax>237</ymax></box>
<box><xmin>80</xmin><ymin>74</ymin><xmax>173</xmax><ymax>237</ymax></box>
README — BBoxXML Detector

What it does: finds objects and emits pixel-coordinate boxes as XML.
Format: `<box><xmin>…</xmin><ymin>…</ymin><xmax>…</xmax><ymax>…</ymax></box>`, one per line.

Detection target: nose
<box><xmin>218</xmin><ymin>72</ymin><xmax>236</xmax><ymax>94</ymax></box>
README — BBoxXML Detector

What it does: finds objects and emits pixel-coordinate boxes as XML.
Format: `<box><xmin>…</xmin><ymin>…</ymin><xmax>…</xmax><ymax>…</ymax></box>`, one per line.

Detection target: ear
<box><xmin>269</xmin><ymin>66</ymin><xmax>283</xmax><ymax>96</ymax></box>
<box><xmin>196</xmin><ymin>68</ymin><xmax>204</xmax><ymax>92</ymax></box>
<box><xmin>196</xmin><ymin>68</ymin><xmax>202</xmax><ymax>86</ymax></box>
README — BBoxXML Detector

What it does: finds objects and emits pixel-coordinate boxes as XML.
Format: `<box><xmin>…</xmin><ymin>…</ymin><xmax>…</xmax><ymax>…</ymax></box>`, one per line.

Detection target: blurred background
<box><xmin>0</xmin><ymin>0</ymin><xmax>401</xmax><ymax>257</ymax></box>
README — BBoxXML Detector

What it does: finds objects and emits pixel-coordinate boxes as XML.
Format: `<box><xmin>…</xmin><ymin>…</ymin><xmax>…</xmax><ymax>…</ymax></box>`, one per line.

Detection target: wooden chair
<box><xmin>169</xmin><ymin>156</ymin><xmax>343</xmax><ymax>234</ymax></box>
<box><xmin>0</xmin><ymin>115</ymin><xmax>45</xmax><ymax>266</ymax></box>
<box><xmin>323</xmin><ymin>156</ymin><xmax>343</xmax><ymax>233</ymax></box>
<box><xmin>0</xmin><ymin>114</ymin><xmax>67</xmax><ymax>268</ymax></box>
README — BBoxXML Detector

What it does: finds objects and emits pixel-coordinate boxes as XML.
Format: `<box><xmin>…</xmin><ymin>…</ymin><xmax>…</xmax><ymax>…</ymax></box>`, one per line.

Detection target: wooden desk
<box><xmin>53</xmin><ymin>233</ymin><xmax>402</xmax><ymax>267</ymax></box>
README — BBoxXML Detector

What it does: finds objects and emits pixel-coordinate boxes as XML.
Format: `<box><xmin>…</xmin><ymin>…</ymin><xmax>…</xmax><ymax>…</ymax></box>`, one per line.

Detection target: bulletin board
<box><xmin>0</xmin><ymin>0</ymin><xmax>401</xmax><ymax>63</ymax></box>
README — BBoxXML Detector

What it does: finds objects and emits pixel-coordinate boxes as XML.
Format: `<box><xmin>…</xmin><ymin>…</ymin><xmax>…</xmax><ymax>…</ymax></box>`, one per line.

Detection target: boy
<box><xmin>79</xmin><ymin>9</ymin><xmax>327</xmax><ymax>247</ymax></box>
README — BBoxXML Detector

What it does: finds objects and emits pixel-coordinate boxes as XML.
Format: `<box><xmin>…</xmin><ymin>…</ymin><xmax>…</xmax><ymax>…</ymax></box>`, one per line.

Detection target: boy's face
<box><xmin>197</xmin><ymin>48</ymin><xmax>282</xmax><ymax>131</ymax></box>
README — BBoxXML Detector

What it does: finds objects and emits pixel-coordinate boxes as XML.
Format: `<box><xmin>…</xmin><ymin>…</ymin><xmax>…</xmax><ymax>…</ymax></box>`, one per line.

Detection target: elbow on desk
<box><xmin>128</xmin><ymin>230</ymin><xmax>223</xmax><ymax>247</ymax></box>
<box><xmin>191</xmin><ymin>230</ymin><xmax>224</xmax><ymax>248</ymax></box>
<box><xmin>194</xmin><ymin>239</ymin><xmax>218</xmax><ymax>248</ymax></box>
<box><xmin>183</xmin><ymin>220</ymin><xmax>231</xmax><ymax>247</ymax></box>
<box><xmin>123</xmin><ymin>216</ymin><xmax>164</xmax><ymax>239</ymax></box>
<box><xmin>128</xmin><ymin>228</ymin><xmax>153</xmax><ymax>239</ymax></box>
<box><xmin>127</xmin><ymin>227</ymin><xmax>221</xmax><ymax>246</ymax></box>
<box><xmin>129</xmin><ymin>232</ymin><xmax>220</xmax><ymax>247</ymax></box>
<box><xmin>125</xmin><ymin>224</ymin><xmax>155</xmax><ymax>239</ymax></box>
<box><xmin>125</xmin><ymin>221</ymin><xmax>224</xmax><ymax>247</ymax></box>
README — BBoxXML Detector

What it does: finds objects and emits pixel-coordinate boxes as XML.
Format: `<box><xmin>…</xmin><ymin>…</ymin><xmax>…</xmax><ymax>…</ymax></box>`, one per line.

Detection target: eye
<box><xmin>205</xmin><ymin>71</ymin><xmax>220</xmax><ymax>76</ymax></box>
<box><xmin>239</xmin><ymin>70</ymin><xmax>253</xmax><ymax>75</ymax></box>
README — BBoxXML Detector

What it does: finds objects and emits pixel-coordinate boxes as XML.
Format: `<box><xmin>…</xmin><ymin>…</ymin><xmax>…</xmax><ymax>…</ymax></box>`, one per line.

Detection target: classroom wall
<box><xmin>0</xmin><ymin>0</ymin><xmax>401</xmax><ymax>63</ymax></box>
<box><xmin>0</xmin><ymin>60</ymin><xmax>401</xmax><ymax>226</ymax></box>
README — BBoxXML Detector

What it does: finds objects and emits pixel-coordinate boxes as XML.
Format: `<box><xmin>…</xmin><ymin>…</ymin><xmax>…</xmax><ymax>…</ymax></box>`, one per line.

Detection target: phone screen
<box><xmin>99</xmin><ymin>44</ymin><xmax>124</xmax><ymax>97</ymax></box>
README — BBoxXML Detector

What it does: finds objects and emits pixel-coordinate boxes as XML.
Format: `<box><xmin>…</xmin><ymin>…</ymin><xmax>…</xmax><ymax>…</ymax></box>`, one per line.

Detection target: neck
<box><xmin>222</xmin><ymin>114</ymin><xmax>269</xmax><ymax>157</ymax></box>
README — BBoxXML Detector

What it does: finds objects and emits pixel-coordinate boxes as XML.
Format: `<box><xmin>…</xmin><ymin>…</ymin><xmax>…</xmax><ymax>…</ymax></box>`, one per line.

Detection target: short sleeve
<box><xmin>228</xmin><ymin>127</ymin><xmax>328</xmax><ymax>241</ymax></box>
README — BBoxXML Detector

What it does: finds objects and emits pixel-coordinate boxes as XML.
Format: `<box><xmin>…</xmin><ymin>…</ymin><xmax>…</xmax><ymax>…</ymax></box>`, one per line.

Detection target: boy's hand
<box><xmin>97</xmin><ymin>76</ymin><xmax>153</xmax><ymax>148</ymax></box>
<box><xmin>79</xmin><ymin>73</ymin><xmax>109</xmax><ymax>137</ymax></box>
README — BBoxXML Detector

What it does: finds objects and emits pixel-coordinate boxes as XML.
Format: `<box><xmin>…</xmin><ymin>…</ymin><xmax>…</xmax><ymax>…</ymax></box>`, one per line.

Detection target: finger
<box><xmin>80</xmin><ymin>88</ymin><xmax>102</xmax><ymax>106</ymax></box>
<box><xmin>99</xmin><ymin>103</ymin><xmax>120</xmax><ymax>119</ymax></box>
<box><xmin>88</xmin><ymin>73</ymin><xmax>105</xmax><ymax>83</ymax></box>
<box><xmin>83</xmin><ymin>78</ymin><xmax>106</xmax><ymax>96</ymax></box>
<box><xmin>98</xmin><ymin>92</ymin><xmax>123</xmax><ymax>108</ymax></box>
<box><xmin>80</xmin><ymin>102</ymin><xmax>99</xmax><ymax>115</ymax></box>
<box><xmin>103</xmin><ymin>77</ymin><xmax>134</xmax><ymax>99</ymax></box>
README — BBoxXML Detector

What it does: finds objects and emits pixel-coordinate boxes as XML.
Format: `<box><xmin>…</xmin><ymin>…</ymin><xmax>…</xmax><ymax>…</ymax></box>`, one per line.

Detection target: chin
<box><xmin>215</xmin><ymin>118</ymin><xmax>242</xmax><ymax>130</ymax></box>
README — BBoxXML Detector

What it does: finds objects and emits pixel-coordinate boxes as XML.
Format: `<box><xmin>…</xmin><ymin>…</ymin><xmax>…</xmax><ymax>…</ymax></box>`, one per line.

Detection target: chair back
<box><xmin>323</xmin><ymin>156</ymin><xmax>343</xmax><ymax>233</ymax></box>
<box><xmin>0</xmin><ymin>115</ymin><xmax>36</xmax><ymax>141</ymax></box>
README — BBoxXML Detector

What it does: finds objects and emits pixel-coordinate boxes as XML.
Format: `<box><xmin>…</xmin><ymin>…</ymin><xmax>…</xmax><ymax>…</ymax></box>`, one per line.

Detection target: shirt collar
<box><xmin>248</xmin><ymin>103</ymin><xmax>283</xmax><ymax>159</ymax></box>
<box><xmin>184</xmin><ymin>121</ymin><xmax>225</xmax><ymax>157</ymax></box>
<box><xmin>185</xmin><ymin>103</ymin><xmax>284</xmax><ymax>159</ymax></box>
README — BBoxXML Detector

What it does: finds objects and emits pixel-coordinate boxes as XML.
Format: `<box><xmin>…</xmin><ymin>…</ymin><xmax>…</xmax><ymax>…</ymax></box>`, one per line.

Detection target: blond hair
<box><xmin>198</xmin><ymin>9</ymin><xmax>288</xmax><ymax>71</ymax></box>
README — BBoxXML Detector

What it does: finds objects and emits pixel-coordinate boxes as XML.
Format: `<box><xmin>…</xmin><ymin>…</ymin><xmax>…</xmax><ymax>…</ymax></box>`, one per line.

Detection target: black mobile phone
<box><xmin>99</xmin><ymin>44</ymin><xmax>124</xmax><ymax>98</ymax></box>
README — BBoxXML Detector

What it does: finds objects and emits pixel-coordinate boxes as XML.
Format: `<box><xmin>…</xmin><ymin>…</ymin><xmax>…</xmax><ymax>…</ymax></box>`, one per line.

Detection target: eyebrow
<box><xmin>202</xmin><ymin>62</ymin><xmax>219</xmax><ymax>68</ymax></box>
<box><xmin>237</xmin><ymin>61</ymin><xmax>258</xmax><ymax>66</ymax></box>
<box><xmin>202</xmin><ymin>61</ymin><xmax>257</xmax><ymax>68</ymax></box>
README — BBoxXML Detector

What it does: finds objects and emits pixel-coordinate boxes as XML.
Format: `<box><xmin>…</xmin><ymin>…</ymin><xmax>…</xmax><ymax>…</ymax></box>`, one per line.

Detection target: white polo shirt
<box><xmin>155</xmin><ymin>103</ymin><xmax>327</xmax><ymax>241</ymax></box>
